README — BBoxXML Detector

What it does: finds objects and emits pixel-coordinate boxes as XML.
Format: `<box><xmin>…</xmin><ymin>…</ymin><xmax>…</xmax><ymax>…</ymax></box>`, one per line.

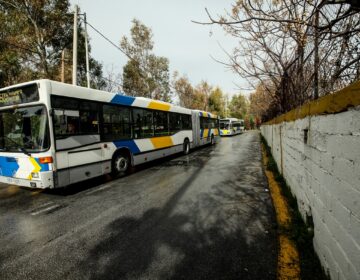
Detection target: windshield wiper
<box><xmin>0</xmin><ymin>136</ymin><xmax>31</xmax><ymax>156</ymax></box>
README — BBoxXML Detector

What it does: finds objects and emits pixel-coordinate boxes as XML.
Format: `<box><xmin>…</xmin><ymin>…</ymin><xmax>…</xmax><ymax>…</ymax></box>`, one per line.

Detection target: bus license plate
<box><xmin>6</xmin><ymin>177</ymin><xmax>20</xmax><ymax>185</ymax></box>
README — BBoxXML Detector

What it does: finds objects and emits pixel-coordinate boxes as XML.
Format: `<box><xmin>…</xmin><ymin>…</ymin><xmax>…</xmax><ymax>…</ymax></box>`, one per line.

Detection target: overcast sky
<box><xmin>70</xmin><ymin>0</ymin><xmax>250</xmax><ymax>97</ymax></box>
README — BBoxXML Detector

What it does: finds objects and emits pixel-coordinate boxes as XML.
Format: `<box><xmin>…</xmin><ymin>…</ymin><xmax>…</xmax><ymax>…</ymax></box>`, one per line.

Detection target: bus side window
<box><xmin>53</xmin><ymin>109</ymin><xmax>80</xmax><ymax>138</ymax></box>
<box><xmin>80</xmin><ymin>101</ymin><xmax>99</xmax><ymax>134</ymax></box>
<box><xmin>132</xmin><ymin>108</ymin><xmax>154</xmax><ymax>139</ymax></box>
<box><xmin>103</xmin><ymin>104</ymin><xmax>131</xmax><ymax>140</ymax></box>
<box><xmin>182</xmin><ymin>115</ymin><xmax>191</xmax><ymax>130</ymax></box>
<box><xmin>133</xmin><ymin>109</ymin><xmax>142</xmax><ymax>139</ymax></box>
<box><xmin>169</xmin><ymin>113</ymin><xmax>181</xmax><ymax>134</ymax></box>
<box><xmin>143</xmin><ymin>110</ymin><xmax>154</xmax><ymax>138</ymax></box>
<box><xmin>201</xmin><ymin>117</ymin><xmax>210</xmax><ymax>129</ymax></box>
<box><xmin>154</xmin><ymin>111</ymin><xmax>169</xmax><ymax>136</ymax></box>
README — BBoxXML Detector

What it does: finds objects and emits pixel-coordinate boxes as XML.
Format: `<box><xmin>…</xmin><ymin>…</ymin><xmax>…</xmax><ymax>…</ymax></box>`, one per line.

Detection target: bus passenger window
<box><xmin>169</xmin><ymin>113</ymin><xmax>181</xmax><ymax>134</ymax></box>
<box><xmin>182</xmin><ymin>115</ymin><xmax>192</xmax><ymax>129</ymax></box>
<box><xmin>133</xmin><ymin>111</ymin><xmax>142</xmax><ymax>139</ymax></box>
<box><xmin>154</xmin><ymin>111</ymin><xmax>169</xmax><ymax>136</ymax></box>
<box><xmin>132</xmin><ymin>108</ymin><xmax>153</xmax><ymax>139</ymax></box>
<box><xmin>143</xmin><ymin>110</ymin><xmax>154</xmax><ymax>138</ymax></box>
<box><xmin>102</xmin><ymin>104</ymin><xmax>131</xmax><ymax>140</ymax></box>
<box><xmin>80</xmin><ymin>101</ymin><xmax>99</xmax><ymax>134</ymax></box>
<box><xmin>80</xmin><ymin>111</ymin><xmax>98</xmax><ymax>134</ymax></box>
<box><xmin>53</xmin><ymin>109</ymin><xmax>80</xmax><ymax>138</ymax></box>
<box><xmin>67</xmin><ymin>121</ymin><xmax>77</xmax><ymax>134</ymax></box>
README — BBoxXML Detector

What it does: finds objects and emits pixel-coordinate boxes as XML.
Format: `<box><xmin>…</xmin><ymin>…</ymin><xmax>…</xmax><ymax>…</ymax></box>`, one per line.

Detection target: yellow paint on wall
<box><xmin>264</xmin><ymin>80</ymin><xmax>360</xmax><ymax>125</ymax></box>
<box><xmin>150</xmin><ymin>136</ymin><xmax>174</xmax><ymax>149</ymax></box>
<box><xmin>147</xmin><ymin>101</ymin><xmax>171</xmax><ymax>111</ymax></box>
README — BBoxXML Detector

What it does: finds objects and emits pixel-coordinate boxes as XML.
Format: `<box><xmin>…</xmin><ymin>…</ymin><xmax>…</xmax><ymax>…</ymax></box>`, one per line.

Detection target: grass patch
<box><xmin>261</xmin><ymin>135</ymin><xmax>329</xmax><ymax>280</ymax></box>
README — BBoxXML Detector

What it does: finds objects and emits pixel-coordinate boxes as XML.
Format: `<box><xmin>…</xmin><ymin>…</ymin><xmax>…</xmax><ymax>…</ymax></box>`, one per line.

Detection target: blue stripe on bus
<box><xmin>34</xmin><ymin>159</ymin><xmax>50</xmax><ymax>172</ymax></box>
<box><xmin>111</xmin><ymin>94</ymin><xmax>136</xmax><ymax>106</ymax></box>
<box><xmin>200</xmin><ymin>129</ymin><xmax>204</xmax><ymax>138</ymax></box>
<box><xmin>113</xmin><ymin>140</ymin><xmax>140</xmax><ymax>154</ymax></box>
<box><xmin>0</xmin><ymin>156</ymin><xmax>19</xmax><ymax>177</ymax></box>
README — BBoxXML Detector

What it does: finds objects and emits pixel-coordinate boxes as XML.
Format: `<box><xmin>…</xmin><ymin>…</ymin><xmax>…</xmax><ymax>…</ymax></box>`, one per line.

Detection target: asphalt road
<box><xmin>0</xmin><ymin>131</ymin><xmax>277</xmax><ymax>280</ymax></box>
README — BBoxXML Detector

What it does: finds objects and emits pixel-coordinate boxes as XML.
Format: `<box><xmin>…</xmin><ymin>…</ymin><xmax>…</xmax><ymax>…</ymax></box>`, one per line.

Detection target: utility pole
<box><xmin>72</xmin><ymin>5</ymin><xmax>79</xmax><ymax>85</ymax></box>
<box><xmin>84</xmin><ymin>13</ymin><xmax>91</xmax><ymax>88</ymax></box>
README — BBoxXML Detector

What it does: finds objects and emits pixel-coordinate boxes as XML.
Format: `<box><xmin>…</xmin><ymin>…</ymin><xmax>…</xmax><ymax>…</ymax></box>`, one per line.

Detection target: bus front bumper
<box><xmin>0</xmin><ymin>171</ymin><xmax>55</xmax><ymax>189</ymax></box>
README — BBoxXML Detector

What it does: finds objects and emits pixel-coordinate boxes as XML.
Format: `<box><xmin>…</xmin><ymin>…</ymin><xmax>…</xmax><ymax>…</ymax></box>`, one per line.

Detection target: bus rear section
<box><xmin>191</xmin><ymin>110</ymin><xmax>220</xmax><ymax>147</ymax></box>
<box><xmin>0</xmin><ymin>82</ymin><xmax>55</xmax><ymax>188</ymax></box>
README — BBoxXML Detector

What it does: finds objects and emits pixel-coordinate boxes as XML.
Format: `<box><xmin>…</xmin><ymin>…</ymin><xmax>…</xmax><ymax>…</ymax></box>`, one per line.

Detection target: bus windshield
<box><xmin>0</xmin><ymin>105</ymin><xmax>50</xmax><ymax>153</ymax></box>
<box><xmin>220</xmin><ymin>122</ymin><xmax>230</xmax><ymax>130</ymax></box>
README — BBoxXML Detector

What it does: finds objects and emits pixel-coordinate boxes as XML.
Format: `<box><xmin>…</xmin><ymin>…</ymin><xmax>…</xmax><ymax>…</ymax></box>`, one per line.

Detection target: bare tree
<box><xmin>103</xmin><ymin>64</ymin><xmax>123</xmax><ymax>93</ymax></box>
<box><xmin>196</xmin><ymin>0</ymin><xmax>360</xmax><ymax>120</ymax></box>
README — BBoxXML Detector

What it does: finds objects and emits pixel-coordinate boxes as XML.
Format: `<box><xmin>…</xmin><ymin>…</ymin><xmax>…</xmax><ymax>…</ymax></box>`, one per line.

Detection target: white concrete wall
<box><xmin>261</xmin><ymin>107</ymin><xmax>360</xmax><ymax>280</ymax></box>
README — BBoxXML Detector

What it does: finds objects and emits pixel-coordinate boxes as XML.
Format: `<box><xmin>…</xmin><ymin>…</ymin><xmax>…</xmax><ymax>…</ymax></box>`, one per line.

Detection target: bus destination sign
<box><xmin>0</xmin><ymin>84</ymin><xmax>39</xmax><ymax>107</ymax></box>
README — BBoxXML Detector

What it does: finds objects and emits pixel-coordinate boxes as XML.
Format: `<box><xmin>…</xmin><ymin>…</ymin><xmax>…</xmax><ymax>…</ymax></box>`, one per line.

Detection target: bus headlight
<box><xmin>31</xmin><ymin>172</ymin><xmax>39</xmax><ymax>178</ymax></box>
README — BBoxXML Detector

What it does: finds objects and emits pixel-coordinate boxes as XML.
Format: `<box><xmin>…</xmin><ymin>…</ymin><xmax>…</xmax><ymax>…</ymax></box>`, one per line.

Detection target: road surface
<box><xmin>0</xmin><ymin>131</ymin><xmax>277</xmax><ymax>280</ymax></box>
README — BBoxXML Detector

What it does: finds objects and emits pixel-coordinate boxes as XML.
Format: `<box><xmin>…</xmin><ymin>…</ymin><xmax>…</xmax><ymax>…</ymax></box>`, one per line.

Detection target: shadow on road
<box><xmin>80</xmin><ymin>147</ymin><xmax>277</xmax><ymax>280</ymax></box>
<box><xmin>44</xmin><ymin>144</ymin><xmax>218</xmax><ymax>197</ymax></box>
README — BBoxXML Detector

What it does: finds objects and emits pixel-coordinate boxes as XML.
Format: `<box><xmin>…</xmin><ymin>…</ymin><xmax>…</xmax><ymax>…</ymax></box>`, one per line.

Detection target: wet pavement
<box><xmin>0</xmin><ymin>131</ymin><xmax>277</xmax><ymax>280</ymax></box>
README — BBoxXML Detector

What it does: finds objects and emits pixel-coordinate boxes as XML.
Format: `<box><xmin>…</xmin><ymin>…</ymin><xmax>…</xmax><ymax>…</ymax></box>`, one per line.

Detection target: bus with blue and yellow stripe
<box><xmin>0</xmin><ymin>80</ymin><xmax>220</xmax><ymax>189</ymax></box>
<box><xmin>219</xmin><ymin>118</ymin><xmax>244</xmax><ymax>136</ymax></box>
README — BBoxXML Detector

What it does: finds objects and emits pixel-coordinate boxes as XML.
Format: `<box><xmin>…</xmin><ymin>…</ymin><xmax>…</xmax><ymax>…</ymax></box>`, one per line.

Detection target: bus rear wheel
<box><xmin>183</xmin><ymin>139</ymin><xmax>190</xmax><ymax>155</ymax></box>
<box><xmin>111</xmin><ymin>152</ymin><xmax>130</xmax><ymax>177</ymax></box>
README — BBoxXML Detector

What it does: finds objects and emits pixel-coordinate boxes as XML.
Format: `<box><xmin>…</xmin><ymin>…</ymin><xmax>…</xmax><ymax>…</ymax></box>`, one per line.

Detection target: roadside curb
<box><xmin>261</xmin><ymin>143</ymin><xmax>301</xmax><ymax>280</ymax></box>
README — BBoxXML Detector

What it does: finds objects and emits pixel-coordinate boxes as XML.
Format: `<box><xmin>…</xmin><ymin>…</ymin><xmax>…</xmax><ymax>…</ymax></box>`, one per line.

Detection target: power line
<box><xmin>72</xmin><ymin>19</ymin><xmax>124</xmax><ymax>89</ymax></box>
<box><xmin>99</xmin><ymin>75</ymin><xmax>124</xmax><ymax>89</ymax></box>
<box><xmin>85</xmin><ymin>21</ymin><xmax>131</xmax><ymax>60</ymax></box>
<box><xmin>85</xmin><ymin>20</ymin><xmax>151</xmax><ymax>86</ymax></box>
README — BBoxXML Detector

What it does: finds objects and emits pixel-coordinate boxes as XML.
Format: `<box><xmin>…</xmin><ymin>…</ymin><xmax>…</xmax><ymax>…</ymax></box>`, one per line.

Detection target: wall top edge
<box><xmin>263</xmin><ymin>80</ymin><xmax>360</xmax><ymax>126</ymax></box>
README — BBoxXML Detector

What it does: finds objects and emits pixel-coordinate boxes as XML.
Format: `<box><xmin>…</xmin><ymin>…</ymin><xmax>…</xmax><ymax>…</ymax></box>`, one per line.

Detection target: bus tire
<box><xmin>183</xmin><ymin>139</ymin><xmax>190</xmax><ymax>155</ymax></box>
<box><xmin>111</xmin><ymin>151</ymin><xmax>130</xmax><ymax>177</ymax></box>
<box><xmin>210</xmin><ymin>135</ymin><xmax>215</xmax><ymax>145</ymax></box>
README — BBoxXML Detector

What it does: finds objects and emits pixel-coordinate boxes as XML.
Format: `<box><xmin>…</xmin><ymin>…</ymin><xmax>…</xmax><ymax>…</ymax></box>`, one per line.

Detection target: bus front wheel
<box><xmin>183</xmin><ymin>139</ymin><xmax>190</xmax><ymax>155</ymax></box>
<box><xmin>112</xmin><ymin>152</ymin><xmax>130</xmax><ymax>177</ymax></box>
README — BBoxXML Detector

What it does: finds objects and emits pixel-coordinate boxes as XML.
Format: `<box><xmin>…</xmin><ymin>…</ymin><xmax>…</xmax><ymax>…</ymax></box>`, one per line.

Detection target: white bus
<box><xmin>0</xmin><ymin>80</ymin><xmax>220</xmax><ymax>189</ymax></box>
<box><xmin>219</xmin><ymin>118</ymin><xmax>244</xmax><ymax>136</ymax></box>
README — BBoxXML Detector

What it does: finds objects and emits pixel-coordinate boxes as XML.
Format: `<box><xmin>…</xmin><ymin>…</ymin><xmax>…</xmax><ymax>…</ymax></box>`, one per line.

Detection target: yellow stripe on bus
<box><xmin>28</xmin><ymin>157</ymin><xmax>41</xmax><ymax>180</ymax></box>
<box><xmin>147</xmin><ymin>101</ymin><xmax>171</xmax><ymax>111</ymax></box>
<box><xmin>203</xmin><ymin>129</ymin><xmax>209</xmax><ymax>138</ymax></box>
<box><xmin>150</xmin><ymin>136</ymin><xmax>174</xmax><ymax>149</ymax></box>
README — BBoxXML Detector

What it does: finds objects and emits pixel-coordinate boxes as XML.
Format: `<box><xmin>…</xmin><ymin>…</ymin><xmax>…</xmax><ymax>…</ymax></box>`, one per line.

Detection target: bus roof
<box><xmin>0</xmin><ymin>79</ymin><xmax>192</xmax><ymax>115</ymax></box>
<box><xmin>192</xmin><ymin>109</ymin><xmax>217</xmax><ymax>119</ymax></box>
<box><xmin>220</xmin><ymin>117</ymin><xmax>239</xmax><ymax>122</ymax></box>
<box><xmin>0</xmin><ymin>80</ymin><xmax>221</xmax><ymax>116</ymax></box>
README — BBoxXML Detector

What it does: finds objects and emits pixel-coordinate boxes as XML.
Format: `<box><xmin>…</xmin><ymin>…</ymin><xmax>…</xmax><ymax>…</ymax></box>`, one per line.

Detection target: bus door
<box><xmin>53</xmin><ymin>106</ymin><xmax>103</xmax><ymax>186</ymax></box>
